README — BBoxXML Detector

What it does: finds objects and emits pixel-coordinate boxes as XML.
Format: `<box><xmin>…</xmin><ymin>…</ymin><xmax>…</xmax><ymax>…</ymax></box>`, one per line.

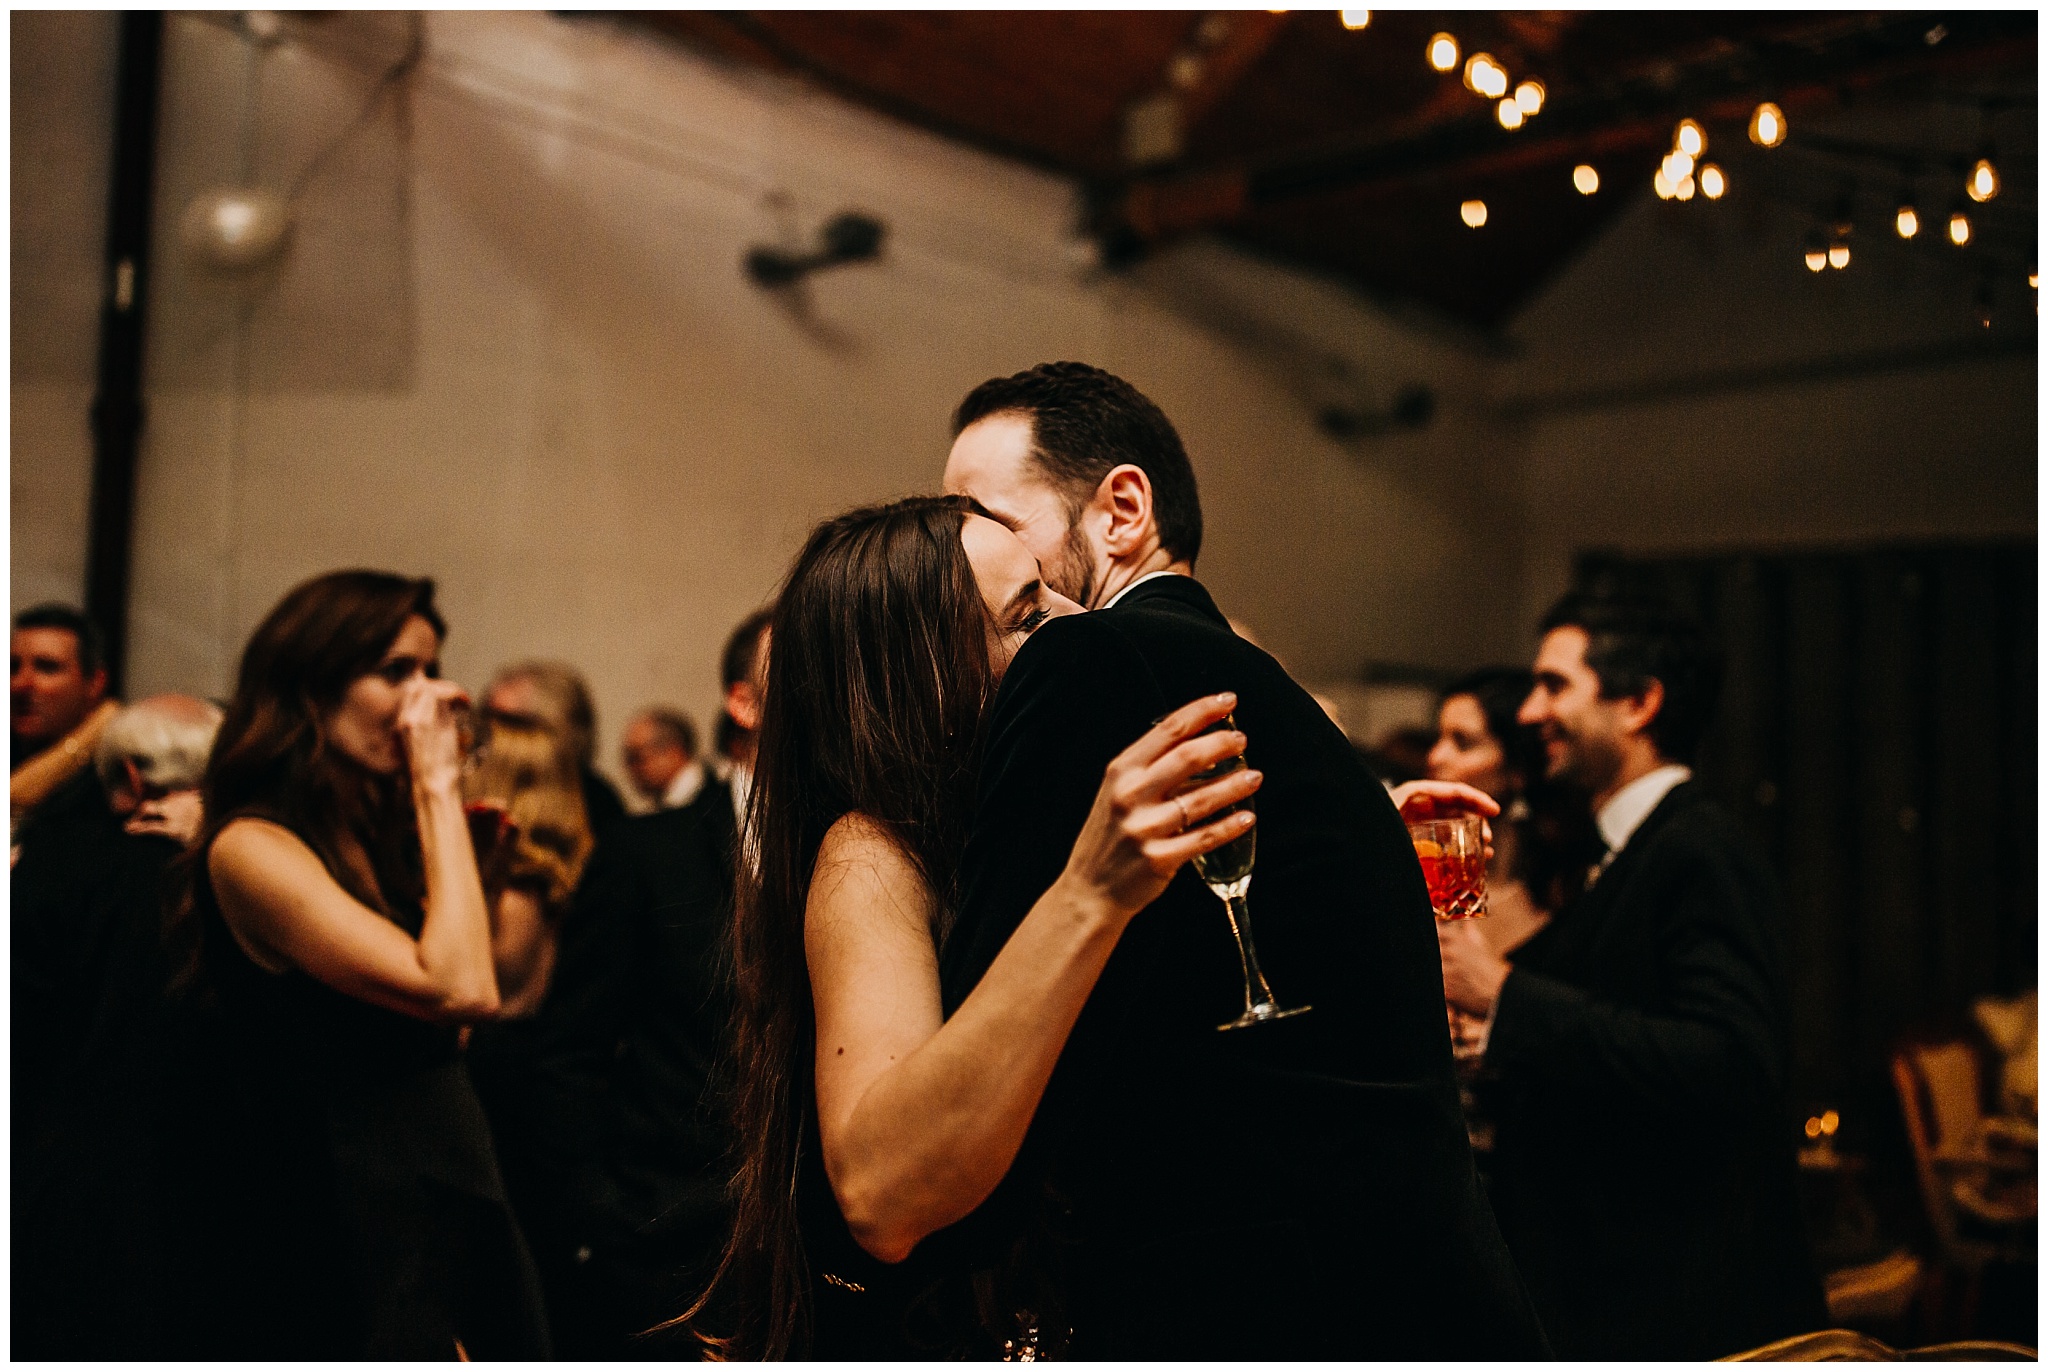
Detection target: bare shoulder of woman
<box><xmin>208</xmin><ymin>816</ymin><xmax>331</xmax><ymax>971</ymax></box>
<box><xmin>809</xmin><ymin>813</ymin><xmax>939</xmax><ymax>945</ymax></box>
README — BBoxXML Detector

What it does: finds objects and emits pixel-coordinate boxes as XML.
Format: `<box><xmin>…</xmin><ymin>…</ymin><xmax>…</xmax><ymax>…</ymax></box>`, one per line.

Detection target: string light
<box><xmin>1427</xmin><ymin>32</ymin><xmax>1459</xmax><ymax>72</ymax></box>
<box><xmin>1497</xmin><ymin>98</ymin><xmax>1524</xmax><ymax>130</ymax></box>
<box><xmin>1948</xmin><ymin>211</ymin><xmax>1971</xmax><ymax>246</ymax></box>
<box><xmin>1967</xmin><ymin>157</ymin><xmax>1999</xmax><ymax>203</ymax></box>
<box><xmin>1662</xmin><ymin>150</ymin><xmax>1695</xmax><ymax>182</ymax></box>
<box><xmin>1749</xmin><ymin>102</ymin><xmax>1786</xmax><ymax>148</ymax></box>
<box><xmin>1573</xmin><ymin>164</ymin><xmax>1599</xmax><ymax>195</ymax></box>
<box><xmin>1699</xmin><ymin>164</ymin><xmax>1726</xmax><ymax>199</ymax></box>
<box><xmin>1676</xmin><ymin>174</ymin><xmax>1697</xmax><ymax>201</ymax></box>
<box><xmin>1464</xmin><ymin>53</ymin><xmax>1508</xmax><ymax>99</ymax></box>
<box><xmin>1514</xmin><ymin>80</ymin><xmax>1544</xmax><ymax>116</ymax></box>
<box><xmin>1340</xmin><ymin>10</ymin><xmax>1371</xmax><ymax>31</ymax></box>
<box><xmin>1895</xmin><ymin>203</ymin><xmax>1919</xmax><ymax>238</ymax></box>
<box><xmin>1674</xmin><ymin>119</ymin><xmax>1706</xmax><ymax>157</ymax></box>
<box><xmin>1460</xmin><ymin>199</ymin><xmax>1488</xmax><ymax>228</ymax></box>
<box><xmin>1805</xmin><ymin>248</ymin><xmax>1827</xmax><ymax>272</ymax></box>
<box><xmin>1653</xmin><ymin>167</ymin><xmax>1676</xmax><ymax>200</ymax></box>
<box><xmin>1828</xmin><ymin>243</ymin><xmax>1850</xmax><ymax>269</ymax></box>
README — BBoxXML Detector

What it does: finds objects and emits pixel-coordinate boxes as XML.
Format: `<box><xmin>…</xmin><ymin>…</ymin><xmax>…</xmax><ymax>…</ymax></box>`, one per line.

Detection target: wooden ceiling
<box><xmin>637</xmin><ymin>11</ymin><xmax>2037</xmax><ymax>331</ymax></box>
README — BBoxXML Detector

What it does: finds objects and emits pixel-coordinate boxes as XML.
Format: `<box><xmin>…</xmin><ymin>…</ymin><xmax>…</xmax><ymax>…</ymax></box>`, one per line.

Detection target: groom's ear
<box><xmin>1097</xmin><ymin>464</ymin><xmax>1155</xmax><ymax>559</ymax></box>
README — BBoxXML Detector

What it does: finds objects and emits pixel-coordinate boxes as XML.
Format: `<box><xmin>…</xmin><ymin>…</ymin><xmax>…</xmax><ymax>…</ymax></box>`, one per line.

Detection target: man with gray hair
<box><xmin>95</xmin><ymin>694</ymin><xmax>223</xmax><ymax>845</ymax></box>
<box><xmin>15</xmin><ymin>695</ymin><xmax>222</xmax><ymax>1356</ymax></box>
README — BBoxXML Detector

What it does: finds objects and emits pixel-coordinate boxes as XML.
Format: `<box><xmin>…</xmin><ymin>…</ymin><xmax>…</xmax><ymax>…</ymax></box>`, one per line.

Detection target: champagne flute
<box><xmin>1177</xmin><ymin>712</ymin><xmax>1310</xmax><ymax>1032</ymax></box>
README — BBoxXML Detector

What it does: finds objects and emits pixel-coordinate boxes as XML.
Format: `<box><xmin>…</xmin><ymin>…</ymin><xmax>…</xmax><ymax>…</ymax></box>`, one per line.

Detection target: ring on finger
<box><xmin>1174</xmin><ymin>796</ymin><xmax>1190</xmax><ymax>832</ymax></box>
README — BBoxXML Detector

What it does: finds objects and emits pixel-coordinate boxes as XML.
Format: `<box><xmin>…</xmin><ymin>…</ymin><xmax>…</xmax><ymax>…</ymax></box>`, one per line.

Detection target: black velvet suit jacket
<box><xmin>1482</xmin><ymin>780</ymin><xmax>1826</xmax><ymax>1360</ymax></box>
<box><xmin>520</xmin><ymin>801</ymin><xmax>735</xmax><ymax>1356</ymax></box>
<box><xmin>936</xmin><ymin>576</ymin><xmax>1548</xmax><ymax>1360</ymax></box>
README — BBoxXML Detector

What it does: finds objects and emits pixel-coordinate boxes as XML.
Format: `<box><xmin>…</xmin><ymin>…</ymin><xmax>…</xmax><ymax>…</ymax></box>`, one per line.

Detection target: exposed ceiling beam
<box><xmin>1101</xmin><ymin>13</ymin><xmax>2036</xmax><ymax>248</ymax></box>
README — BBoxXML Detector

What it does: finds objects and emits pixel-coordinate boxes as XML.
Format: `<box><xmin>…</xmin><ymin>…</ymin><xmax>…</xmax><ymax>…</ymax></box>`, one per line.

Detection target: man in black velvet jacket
<box><xmin>936</xmin><ymin>363</ymin><xmax>1548</xmax><ymax>1359</ymax></box>
<box><xmin>1438</xmin><ymin>591</ymin><xmax>1825</xmax><ymax>1359</ymax></box>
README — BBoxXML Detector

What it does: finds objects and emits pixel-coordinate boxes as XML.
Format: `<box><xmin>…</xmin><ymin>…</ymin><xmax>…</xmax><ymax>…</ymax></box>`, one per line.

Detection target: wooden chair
<box><xmin>1891</xmin><ymin>1040</ymin><xmax>2036</xmax><ymax>1335</ymax></box>
<box><xmin>1721</xmin><ymin>1327</ymin><xmax>2036</xmax><ymax>1360</ymax></box>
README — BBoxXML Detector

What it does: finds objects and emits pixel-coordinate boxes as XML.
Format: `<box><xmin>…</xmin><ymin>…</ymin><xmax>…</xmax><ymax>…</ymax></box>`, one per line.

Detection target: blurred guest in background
<box><xmin>486</xmin><ymin>660</ymin><xmax>628</xmax><ymax>839</ymax></box>
<box><xmin>1437</xmin><ymin>591</ymin><xmax>1824</xmax><ymax>1359</ymax></box>
<box><xmin>97</xmin><ymin>694</ymin><xmax>224</xmax><ymax>845</ymax></box>
<box><xmin>620</xmin><ymin>706</ymin><xmax>705</xmax><ymax>813</ymax></box>
<box><xmin>11</xmin><ymin>603</ymin><xmax>118</xmax><ymax>849</ymax></box>
<box><xmin>713</xmin><ymin>610</ymin><xmax>771</xmax><ymax>839</ymax></box>
<box><xmin>463</xmin><ymin>718</ymin><xmax>594</xmax><ymax>1018</ymax></box>
<box><xmin>1426</xmin><ymin>668</ymin><xmax>1601</xmax><ymax>962</ymax></box>
<box><xmin>14</xmin><ymin>695</ymin><xmax>220</xmax><ymax>1358</ymax></box>
<box><xmin>175</xmin><ymin>570</ymin><xmax>548</xmax><ymax>1359</ymax></box>
<box><xmin>520</xmin><ymin>720</ymin><xmax>739</xmax><ymax>1355</ymax></box>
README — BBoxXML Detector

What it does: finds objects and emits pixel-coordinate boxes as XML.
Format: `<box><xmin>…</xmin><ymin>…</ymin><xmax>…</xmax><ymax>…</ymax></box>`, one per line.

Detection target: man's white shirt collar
<box><xmin>1102</xmin><ymin>569</ymin><xmax>1185</xmax><ymax>611</ymax></box>
<box><xmin>662</xmin><ymin>760</ymin><xmax>706</xmax><ymax>810</ymax></box>
<box><xmin>1596</xmin><ymin>763</ymin><xmax>1693</xmax><ymax>856</ymax></box>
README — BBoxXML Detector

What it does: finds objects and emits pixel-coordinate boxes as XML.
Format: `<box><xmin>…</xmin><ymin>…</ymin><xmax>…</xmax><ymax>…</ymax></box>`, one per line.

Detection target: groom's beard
<box><xmin>1049</xmin><ymin>514</ymin><xmax>1097</xmax><ymax>609</ymax></box>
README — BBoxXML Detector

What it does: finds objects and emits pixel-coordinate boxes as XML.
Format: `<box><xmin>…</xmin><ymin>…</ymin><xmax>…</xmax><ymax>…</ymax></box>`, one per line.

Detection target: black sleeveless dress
<box><xmin>190</xmin><ymin>814</ymin><xmax>551</xmax><ymax>1359</ymax></box>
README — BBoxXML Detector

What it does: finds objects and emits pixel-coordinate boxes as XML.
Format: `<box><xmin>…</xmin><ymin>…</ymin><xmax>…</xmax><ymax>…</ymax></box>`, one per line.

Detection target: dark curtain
<box><xmin>1573</xmin><ymin>542</ymin><xmax>2036</xmax><ymax>1114</ymax></box>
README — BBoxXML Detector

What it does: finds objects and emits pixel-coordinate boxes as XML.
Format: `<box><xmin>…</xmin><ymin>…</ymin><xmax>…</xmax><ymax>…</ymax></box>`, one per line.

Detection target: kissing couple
<box><xmin>692</xmin><ymin>363</ymin><xmax>1550</xmax><ymax>1360</ymax></box>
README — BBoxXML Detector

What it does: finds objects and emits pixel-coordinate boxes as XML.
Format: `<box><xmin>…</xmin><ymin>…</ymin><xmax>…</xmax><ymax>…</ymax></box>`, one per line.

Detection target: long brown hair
<box><xmin>463</xmin><ymin>717</ymin><xmax>593</xmax><ymax>917</ymax></box>
<box><xmin>692</xmin><ymin>495</ymin><xmax>1000</xmax><ymax>1359</ymax></box>
<box><xmin>172</xmin><ymin>570</ymin><xmax>447</xmax><ymax>984</ymax></box>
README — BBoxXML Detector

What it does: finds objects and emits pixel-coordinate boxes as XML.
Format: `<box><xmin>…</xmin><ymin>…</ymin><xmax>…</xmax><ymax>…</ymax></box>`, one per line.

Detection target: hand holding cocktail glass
<box><xmin>1394</xmin><ymin>781</ymin><xmax>1500</xmax><ymax>1059</ymax></box>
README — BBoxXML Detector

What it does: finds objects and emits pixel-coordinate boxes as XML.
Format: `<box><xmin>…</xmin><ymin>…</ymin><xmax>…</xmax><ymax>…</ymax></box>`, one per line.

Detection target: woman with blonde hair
<box><xmin>463</xmin><ymin>718</ymin><xmax>594</xmax><ymax>1016</ymax></box>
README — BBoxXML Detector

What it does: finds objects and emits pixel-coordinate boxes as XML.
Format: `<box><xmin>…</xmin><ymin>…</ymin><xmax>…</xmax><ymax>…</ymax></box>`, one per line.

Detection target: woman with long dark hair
<box><xmin>174</xmin><ymin>569</ymin><xmax>549</xmax><ymax>1358</ymax></box>
<box><xmin>696</xmin><ymin>496</ymin><xmax>1258</xmax><ymax>1358</ymax></box>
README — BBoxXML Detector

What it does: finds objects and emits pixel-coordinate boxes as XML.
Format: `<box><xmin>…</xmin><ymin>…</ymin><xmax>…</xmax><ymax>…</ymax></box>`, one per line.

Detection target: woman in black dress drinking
<box><xmin>173</xmin><ymin>569</ymin><xmax>549</xmax><ymax>1358</ymax></box>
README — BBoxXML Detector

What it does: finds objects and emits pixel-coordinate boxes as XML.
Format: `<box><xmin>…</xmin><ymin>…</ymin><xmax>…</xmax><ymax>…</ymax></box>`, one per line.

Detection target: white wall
<box><xmin>11</xmin><ymin>11</ymin><xmax>119</xmax><ymax>610</ymax></box>
<box><xmin>95</xmin><ymin>11</ymin><xmax>1520</xmax><ymax>784</ymax></box>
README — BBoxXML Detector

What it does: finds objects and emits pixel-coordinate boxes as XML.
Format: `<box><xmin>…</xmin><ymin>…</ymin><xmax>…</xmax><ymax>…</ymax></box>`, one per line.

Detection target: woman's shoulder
<box><xmin>810</xmin><ymin>814</ymin><xmax>936</xmax><ymax>927</ymax></box>
<box><xmin>210</xmin><ymin>812</ymin><xmax>323</xmax><ymax>874</ymax></box>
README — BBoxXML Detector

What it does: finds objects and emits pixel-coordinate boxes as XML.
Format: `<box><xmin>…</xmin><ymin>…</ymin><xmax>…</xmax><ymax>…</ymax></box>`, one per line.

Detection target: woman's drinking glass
<box><xmin>1407</xmin><ymin>813</ymin><xmax>1488</xmax><ymax>921</ymax></box>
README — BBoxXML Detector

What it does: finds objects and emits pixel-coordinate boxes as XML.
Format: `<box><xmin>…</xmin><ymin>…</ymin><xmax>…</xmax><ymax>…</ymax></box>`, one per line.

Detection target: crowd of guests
<box><xmin>14</xmin><ymin>362</ymin><xmax>1827</xmax><ymax>1361</ymax></box>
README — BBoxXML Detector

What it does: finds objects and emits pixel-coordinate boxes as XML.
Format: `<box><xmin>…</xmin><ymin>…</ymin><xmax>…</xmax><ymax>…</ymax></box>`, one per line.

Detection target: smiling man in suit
<box><xmin>1438</xmin><ymin>590</ymin><xmax>1825</xmax><ymax>1359</ymax></box>
<box><xmin>936</xmin><ymin>362</ymin><xmax>1547</xmax><ymax>1360</ymax></box>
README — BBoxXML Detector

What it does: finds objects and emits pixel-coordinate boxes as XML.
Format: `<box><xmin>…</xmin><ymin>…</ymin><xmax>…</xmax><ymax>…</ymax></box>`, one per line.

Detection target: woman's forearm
<box><xmin>829</xmin><ymin>878</ymin><xmax>1119</xmax><ymax>1261</ymax></box>
<box><xmin>411</xmin><ymin>779</ymin><xmax>501</xmax><ymax>1017</ymax></box>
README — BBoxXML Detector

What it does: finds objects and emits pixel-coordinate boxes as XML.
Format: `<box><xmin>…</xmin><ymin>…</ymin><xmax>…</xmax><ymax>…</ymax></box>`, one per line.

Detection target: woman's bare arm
<box><xmin>488</xmin><ymin>884</ymin><xmax>556</xmax><ymax>1017</ymax></box>
<box><xmin>209</xmin><ymin>678</ymin><xmax>500</xmax><ymax>1022</ymax></box>
<box><xmin>810</xmin><ymin>693</ymin><xmax>1258</xmax><ymax>1263</ymax></box>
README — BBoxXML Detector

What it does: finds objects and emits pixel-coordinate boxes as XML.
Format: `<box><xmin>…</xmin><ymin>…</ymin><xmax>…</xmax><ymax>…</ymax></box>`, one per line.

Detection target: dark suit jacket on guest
<box><xmin>520</xmin><ymin>801</ymin><xmax>735</xmax><ymax>1357</ymax></box>
<box><xmin>1481</xmin><ymin>780</ymin><xmax>1826</xmax><ymax>1360</ymax></box>
<box><xmin>935</xmin><ymin>576</ymin><xmax>1549</xmax><ymax>1360</ymax></box>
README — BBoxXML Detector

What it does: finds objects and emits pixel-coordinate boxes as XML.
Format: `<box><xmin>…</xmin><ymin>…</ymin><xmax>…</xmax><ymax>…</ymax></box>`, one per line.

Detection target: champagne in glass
<box><xmin>1181</xmin><ymin>713</ymin><xmax>1310</xmax><ymax>1032</ymax></box>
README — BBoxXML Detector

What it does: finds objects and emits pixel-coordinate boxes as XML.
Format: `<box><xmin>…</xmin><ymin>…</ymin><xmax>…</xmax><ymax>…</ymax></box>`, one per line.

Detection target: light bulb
<box><xmin>1699</xmin><ymin>164</ymin><xmax>1726</xmax><ymax>199</ymax></box>
<box><xmin>179</xmin><ymin>186</ymin><xmax>294</xmax><ymax>272</ymax></box>
<box><xmin>1828</xmin><ymin>243</ymin><xmax>1850</xmax><ymax>269</ymax></box>
<box><xmin>1895</xmin><ymin>205</ymin><xmax>1919</xmax><ymax>238</ymax></box>
<box><xmin>1514</xmin><ymin>80</ymin><xmax>1544</xmax><ymax>115</ymax></box>
<box><xmin>1675</xmin><ymin>119</ymin><xmax>1705</xmax><ymax>157</ymax></box>
<box><xmin>1427</xmin><ymin>32</ymin><xmax>1459</xmax><ymax>72</ymax></box>
<box><xmin>1805</xmin><ymin>249</ymin><xmax>1827</xmax><ymax>272</ymax></box>
<box><xmin>1653</xmin><ymin>167</ymin><xmax>1676</xmax><ymax>200</ymax></box>
<box><xmin>1460</xmin><ymin>199</ymin><xmax>1488</xmax><ymax>228</ymax></box>
<box><xmin>1749</xmin><ymin>102</ymin><xmax>1786</xmax><ymax>148</ymax></box>
<box><xmin>1676</xmin><ymin>174</ymin><xmax>1697</xmax><ymax>201</ymax></box>
<box><xmin>1464</xmin><ymin>53</ymin><xmax>1508</xmax><ymax>99</ymax></box>
<box><xmin>1949</xmin><ymin>212</ymin><xmax>1971</xmax><ymax>246</ymax></box>
<box><xmin>1967</xmin><ymin>158</ymin><xmax>1999</xmax><ymax>203</ymax></box>
<box><xmin>1573</xmin><ymin>164</ymin><xmax>1599</xmax><ymax>195</ymax></box>
<box><xmin>1340</xmin><ymin>10</ymin><xmax>1371</xmax><ymax>30</ymax></box>
<box><xmin>1662</xmin><ymin>150</ymin><xmax>1694</xmax><ymax>182</ymax></box>
<box><xmin>1497</xmin><ymin>98</ymin><xmax>1524</xmax><ymax>130</ymax></box>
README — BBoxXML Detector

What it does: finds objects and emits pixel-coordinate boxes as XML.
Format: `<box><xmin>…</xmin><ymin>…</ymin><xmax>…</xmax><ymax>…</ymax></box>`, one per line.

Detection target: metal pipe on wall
<box><xmin>83</xmin><ymin>10</ymin><xmax>164</xmax><ymax>697</ymax></box>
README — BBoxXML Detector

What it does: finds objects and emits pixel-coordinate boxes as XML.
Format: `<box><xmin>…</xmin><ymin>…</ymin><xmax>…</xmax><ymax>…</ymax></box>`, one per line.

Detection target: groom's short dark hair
<box><xmin>952</xmin><ymin>361</ymin><xmax>1203</xmax><ymax>564</ymax></box>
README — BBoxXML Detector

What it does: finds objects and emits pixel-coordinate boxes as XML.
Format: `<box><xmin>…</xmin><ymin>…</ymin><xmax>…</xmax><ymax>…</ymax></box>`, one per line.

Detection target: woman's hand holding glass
<box><xmin>1060</xmin><ymin>692</ymin><xmax>1262</xmax><ymax>926</ymax></box>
